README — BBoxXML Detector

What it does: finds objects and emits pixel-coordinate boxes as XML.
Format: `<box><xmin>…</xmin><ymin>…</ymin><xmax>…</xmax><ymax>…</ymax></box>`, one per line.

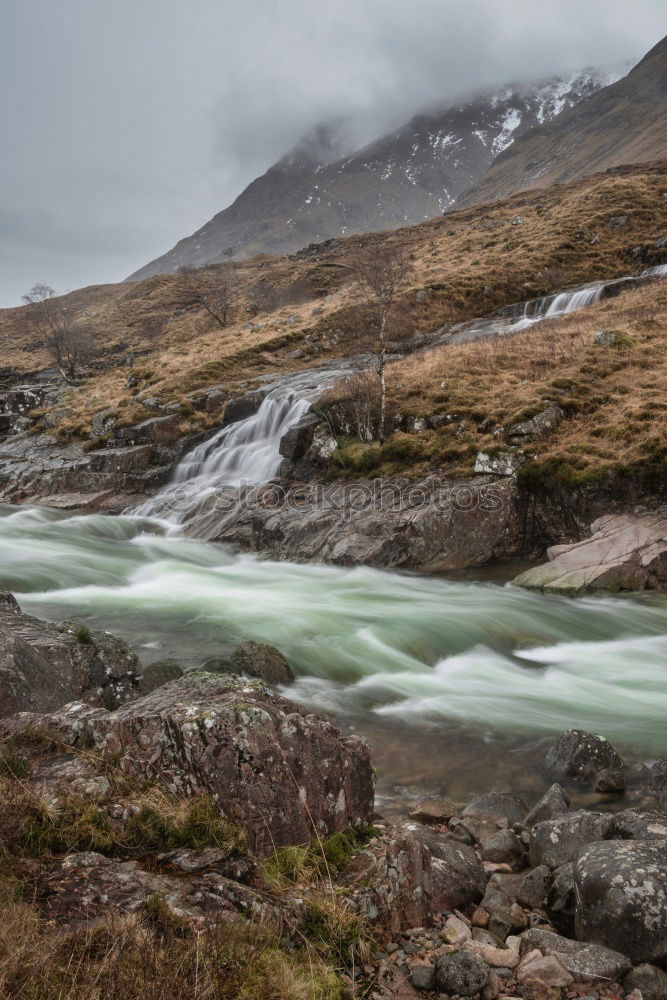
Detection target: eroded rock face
<box><xmin>28</xmin><ymin>674</ymin><xmax>374</xmax><ymax>855</ymax></box>
<box><xmin>574</xmin><ymin>839</ymin><xmax>667</xmax><ymax>965</ymax></box>
<box><xmin>0</xmin><ymin>593</ymin><xmax>140</xmax><ymax>718</ymax></box>
<box><xmin>514</xmin><ymin>512</ymin><xmax>667</xmax><ymax>594</ymax></box>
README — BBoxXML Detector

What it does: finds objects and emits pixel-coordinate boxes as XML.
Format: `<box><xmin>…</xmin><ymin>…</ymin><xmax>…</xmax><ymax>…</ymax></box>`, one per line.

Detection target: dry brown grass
<box><xmin>330</xmin><ymin>277</ymin><xmax>667</xmax><ymax>487</ymax></box>
<box><xmin>1</xmin><ymin>162</ymin><xmax>665</xmax><ymax>443</ymax></box>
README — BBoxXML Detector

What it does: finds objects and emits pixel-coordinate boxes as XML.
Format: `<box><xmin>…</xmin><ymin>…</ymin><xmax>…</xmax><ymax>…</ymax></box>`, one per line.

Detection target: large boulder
<box><xmin>545</xmin><ymin>730</ymin><xmax>624</xmax><ymax>786</ymax></box>
<box><xmin>529</xmin><ymin>810</ymin><xmax>615</xmax><ymax>868</ymax></box>
<box><xmin>398</xmin><ymin>823</ymin><xmax>486</xmax><ymax>910</ymax></box>
<box><xmin>514</xmin><ymin>512</ymin><xmax>667</xmax><ymax>594</ymax></box>
<box><xmin>0</xmin><ymin>593</ymin><xmax>140</xmax><ymax>718</ymax></box>
<box><xmin>278</xmin><ymin>412</ymin><xmax>320</xmax><ymax>461</ymax></box>
<box><xmin>520</xmin><ymin>927</ymin><xmax>632</xmax><ymax>981</ymax></box>
<box><xmin>227</xmin><ymin>641</ymin><xmax>295</xmax><ymax>685</ymax></box>
<box><xmin>574</xmin><ymin>839</ymin><xmax>667</xmax><ymax>965</ymax></box>
<box><xmin>45</xmin><ymin>673</ymin><xmax>374</xmax><ymax>855</ymax></box>
<box><xmin>623</xmin><ymin>963</ymin><xmax>667</xmax><ymax>1000</ymax></box>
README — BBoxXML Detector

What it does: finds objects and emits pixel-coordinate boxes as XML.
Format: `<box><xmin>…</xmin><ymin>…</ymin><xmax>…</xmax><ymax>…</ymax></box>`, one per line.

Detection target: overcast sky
<box><xmin>0</xmin><ymin>1</ymin><xmax>664</xmax><ymax>306</ymax></box>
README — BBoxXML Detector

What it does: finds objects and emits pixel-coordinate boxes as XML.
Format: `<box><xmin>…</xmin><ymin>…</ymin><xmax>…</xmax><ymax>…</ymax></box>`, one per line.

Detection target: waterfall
<box><xmin>130</xmin><ymin>361</ymin><xmax>353</xmax><ymax>526</ymax></box>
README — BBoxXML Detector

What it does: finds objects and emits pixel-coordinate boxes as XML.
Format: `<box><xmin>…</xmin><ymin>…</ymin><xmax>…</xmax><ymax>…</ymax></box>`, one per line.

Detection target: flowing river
<box><xmin>1</xmin><ymin>267</ymin><xmax>666</xmax><ymax>813</ymax></box>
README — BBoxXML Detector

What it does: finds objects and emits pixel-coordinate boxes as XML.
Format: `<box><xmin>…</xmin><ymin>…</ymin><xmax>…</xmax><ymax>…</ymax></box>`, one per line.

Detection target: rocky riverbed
<box><xmin>1</xmin><ymin>596</ymin><xmax>665</xmax><ymax>1000</ymax></box>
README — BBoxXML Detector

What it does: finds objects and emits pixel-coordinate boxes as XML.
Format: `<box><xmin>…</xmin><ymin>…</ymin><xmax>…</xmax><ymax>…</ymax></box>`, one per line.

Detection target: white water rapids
<box><xmin>0</xmin><ymin>265</ymin><xmax>665</xmax><ymax>800</ymax></box>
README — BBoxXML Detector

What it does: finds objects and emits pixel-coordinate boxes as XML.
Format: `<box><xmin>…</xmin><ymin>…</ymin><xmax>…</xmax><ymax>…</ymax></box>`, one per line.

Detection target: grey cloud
<box><xmin>0</xmin><ymin>0</ymin><xmax>664</xmax><ymax>305</ymax></box>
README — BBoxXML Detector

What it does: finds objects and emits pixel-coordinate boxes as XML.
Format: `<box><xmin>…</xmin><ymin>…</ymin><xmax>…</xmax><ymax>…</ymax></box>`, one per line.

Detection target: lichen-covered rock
<box><xmin>520</xmin><ymin>927</ymin><xmax>631</xmax><ymax>981</ymax></box>
<box><xmin>524</xmin><ymin>784</ymin><xmax>570</xmax><ymax>827</ymax></box>
<box><xmin>545</xmin><ymin>729</ymin><xmax>624</xmax><ymax>785</ymax></box>
<box><xmin>573</xmin><ymin>839</ymin><xmax>667</xmax><ymax>965</ymax></box>
<box><xmin>435</xmin><ymin>951</ymin><xmax>489</xmax><ymax>996</ymax></box>
<box><xmin>343</xmin><ymin>832</ymin><xmax>434</xmax><ymax>935</ymax></box>
<box><xmin>529</xmin><ymin>810</ymin><xmax>615</xmax><ymax>868</ymax></box>
<box><xmin>227</xmin><ymin>641</ymin><xmax>295</xmax><ymax>685</ymax></box>
<box><xmin>0</xmin><ymin>593</ymin><xmax>140</xmax><ymax>718</ymax></box>
<box><xmin>398</xmin><ymin>823</ymin><xmax>486</xmax><ymax>911</ymax></box>
<box><xmin>507</xmin><ymin>404</ymin><xmax>564</xmax><ymax>440</ymax></box>
<box><xmin>610</xmin><ymin>807</ymin><xmax>667</xmax><ymax>840</ymax></box>
<box><xmin>17</xmin><ymin>674</ymin><xmax>374</xmax><ymax>855</ymax></box>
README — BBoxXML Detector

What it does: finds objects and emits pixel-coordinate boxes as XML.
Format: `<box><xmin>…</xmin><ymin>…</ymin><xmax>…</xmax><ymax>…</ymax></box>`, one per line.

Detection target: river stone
<box><xmin>435</xmin><ymin>951</ymin><xmax>489</xmax><ymax>996</ymax></box>
<box><xmin>517</xmin><ymin>865</ymin><xmax>552</xmax><ymax>909</ymax></box>
<box><xmin>0</xmin><ymin>594</ymin><xmax>141</xmax><ymax>718</ymax></box>
<box><xmin>524</xmin><ymin>784</ymin><xmax>570</xmax><ymax>828</ymax></box>
<box><xmin>480</xmin><ymin>829</ymin><xmax>524</xmax><ymax>868</ymax></box>
<box><xmin>203</xmin><ymin>641</ymin><xmax>295</xmax><ymax>685</ymax></box>
<box><xmin>623</xmin><ymin>963</ymin><xmax>667</xmax><ymax>1000</ymax></box>
<box><xmin>545</xmin><ymin>862</ymin><xmax>575</xmax><ymax>935</ymax></box>
<box><xmin>517</xmin><ymin>953</ymin><xmax>573</xmax><ymax>988</ymax></box>
<box><xmin>139</xmin><ymin>659</ymin><xmax>183</xmax><ymax>694</ymax></box>
<box><xmin>513</xmin><ymin>513</ymin><xmax>667</xmax><ymax>595</ymax></box>
<box><xmin>398</xmin><ymin>824</ymin><xmax>486</xmax><ymax>910</ymax></box>
<box><xmin>520</xmin><ymin>927</ymin><xmax>632</xmax><ymax>981</ymax></box>
<box><xmin>545</xmin><ymin>730</ymin><xmax>624</xmax><ymax>784</ymax></box>
<box><xmin>646</xmin><ymin>759</ymin><xmax>667</xmax><ymax>808</ymax></box>
<box><xmin>574</xmin><ymin>839</ymin><xmax>667</xmax><ymax>965</ymax></box>
<box><xmin>408</xmin><ymin>797</ymin><xmax>459</xmax><ymax>825</ymax></box>
<box><xmin>68</xmin><ymin>673</ymin><xmax>374</xmax><ymax>855</ymax></box>
<box><xmin>529</xmin><ymin>810</ymin><xmax>615</xmax><ymax>868</ymax></box>
<box><xmin>594</xmin><ymin>767</ymin><xmax>625</xmax><ymax>792</ymax></box>
<box><xmin>462</xmin><ymin>791</ymin><xmax>527</xmax><ymax>825</ymax></box>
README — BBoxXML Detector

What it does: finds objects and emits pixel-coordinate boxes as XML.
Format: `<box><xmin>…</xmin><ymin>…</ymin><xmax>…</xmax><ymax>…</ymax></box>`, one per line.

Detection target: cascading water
<box><xmin>131</xmin><ymin>361</ymin><xmax>351</xmax><ymax>526</ymax></box>
<box><xmin>446</xmin><ymin>261</ymin><xmax>667</xmax><ymax>344</ymax></box>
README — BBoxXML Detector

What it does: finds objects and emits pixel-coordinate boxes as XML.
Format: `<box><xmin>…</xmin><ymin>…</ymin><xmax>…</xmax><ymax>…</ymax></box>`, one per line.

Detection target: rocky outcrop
<box><xmin>514</xmin><ymin>512</ymin><xmax>667</xmax><ymax>594</ymax></box>
<box><xmin>574</xmin><ymin>840</ymin><xmax>667</xmax><ymax>965</ymax></box>
<box><xmin>14</xmin><ymin>673</ymin><xmax>374</xmax><ymax>855</ymax></box>
<box><xmin>0</xmin><ymin>592</ymin><xmax>140</xmax><ymax>717</ymax></box>
<box><xmin>189</xmin><ymin>474</ymin><xmax>524</xmax><ymax>572</ymax></box>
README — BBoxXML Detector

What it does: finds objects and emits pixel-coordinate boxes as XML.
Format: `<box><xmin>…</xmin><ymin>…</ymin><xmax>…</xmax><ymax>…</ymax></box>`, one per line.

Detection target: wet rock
<box><xmin>646</xmin><ymin>759</ymin><xmax>667</xmax><ymax>808</ymax></box>
<box><xmin>399</xmin><ymin>825</ymin><xmax>486</xmax><ymax>911</ymax></box>
<box><xmin>139</xmin><ymin>659</ymin><xmax>184</xmax><ymax>694</ymax></box>
<box><xmin>44</xmin><ymin>673</ymin><xmax>373</xmax><ymax>855</ymax></box>
<box><xmin>435</xmin><ymin>951</ymin><xmax>489</xmax><ymax>996</ymax></box>
<box><xmin>223</xmin><ymin>390</ymin><xmax>265</xmax><ymax>426</ymax></box>
<box><xmin>524</xmin><ymin>784</ymin><xmax>571</xmax><ymax>827</ymax></box>
<box><xmin>545</xmin><ymin>862</ymin><xmax>575</xmax><ymax>935</ymax></box>
<box><xmin>227</xmin><ymin>641</ymin><xmax>294</xmax><ymax>685</ymax></box>
<box><xmin>545</xmin><ymin>729</ymin><xmax>624</xmax><ymax>785</ymax></box>
<box><xmin>462</xmin><ymin>791</ymin><xmax>527</xmax><ymax>825</ymax></box>
<box><xmin>623</xmin><ymin>963</ymin><xmax>667</xmax><ymax>1000</ymax></box>
<box><xmin>514</xmin><ymin>513</ymin><xmax>667</xmax><ymax>594</ymax></box>
<box><xmin>0</xmin><ymin>594</ymin><xmax>140</xmax><ymax>718</ymax></box>
<box><xmin>278</xmin><ymin>413</ymin><xmax>321</xmax><ymax>462</ymax></box>
<box><xmin>529</xmin><ymin>810</ymin><xmax>615</xmax><ymax>868</ymax></box>
<box><xmin>594</xmin><ymin>767</ymin><xmax>625</xmax><ymax>792</ymax></box>
<box><xmin>574</xmin><ymin>839</ymin><xmax>667</xmax><ymax>965</ymax></box>
<box><xmin>520</xmin><ymin>927</ymin><xmax>632</xmax><ymax>981</ymax></box>
<box><xmin>408</xmin><ymin>797</ymin><xmax>459</xmax><ymax>825</ymax></box>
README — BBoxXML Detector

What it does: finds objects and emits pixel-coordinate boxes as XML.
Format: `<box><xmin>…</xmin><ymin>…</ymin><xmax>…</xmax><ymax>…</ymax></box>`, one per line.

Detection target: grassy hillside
<box><xmin>0</xmin><ymin>162</ymin><xmax>665</xmax><ymax>459</ymax></box>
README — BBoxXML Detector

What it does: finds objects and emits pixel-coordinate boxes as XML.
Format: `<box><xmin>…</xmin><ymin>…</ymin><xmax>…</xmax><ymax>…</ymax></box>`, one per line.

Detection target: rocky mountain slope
<box><xmin>128</xmin><ymin>66</ymin><xmax>625</xmax><ymax>280</ymax></box>
<box><xmin>460</xmin><ymin>35</ymin><xmax>667</xmax><ymax>208</ymax></box>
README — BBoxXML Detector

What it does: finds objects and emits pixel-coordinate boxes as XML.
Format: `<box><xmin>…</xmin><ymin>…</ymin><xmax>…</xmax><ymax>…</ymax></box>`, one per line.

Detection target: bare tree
<box><xmin>346</xmin><ymin>243</ymin><xmax>412</xmax><ymax>443</ymax></box>
<box><xmin>21</xmin><ymin>283</ymin><xmax>87</xmax><ymax>381</ymax></box>
<box><xmin>179</xmin><ymin>248</ymin><xmax>238</xmax><ymax>329</ymax></box>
